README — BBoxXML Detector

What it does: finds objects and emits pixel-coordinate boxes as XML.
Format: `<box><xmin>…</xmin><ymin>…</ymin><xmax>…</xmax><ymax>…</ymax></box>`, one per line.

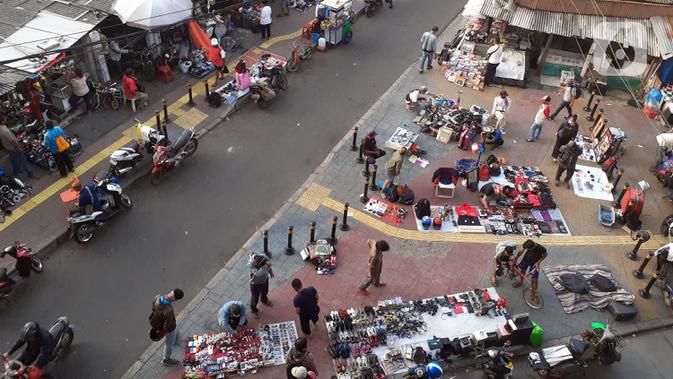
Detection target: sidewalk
<box><xmin>122</xmin><ymin>15</ymin><xmax>673</xmax><ymax>379</ymax></box>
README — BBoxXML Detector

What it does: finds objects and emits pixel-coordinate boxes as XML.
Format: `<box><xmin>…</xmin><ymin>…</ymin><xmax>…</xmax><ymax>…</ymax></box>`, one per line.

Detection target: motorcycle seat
<box><xmin>169</xmin><ymin>130</ymin><xmax>191</xmax><ymax>154</ymax></box>
<box><xmin>0</xmin><ymin>268</ymin><xmax>7</xmax><ymax>280</ymax></box>
<box><xmin>568</xmin><ymin>338</ymin><xmax>590</xmax><ymax>355</ymax></box>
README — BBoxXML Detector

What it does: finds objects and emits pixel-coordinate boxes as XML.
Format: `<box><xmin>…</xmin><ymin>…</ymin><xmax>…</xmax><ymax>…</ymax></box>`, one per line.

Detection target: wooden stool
<box><xmin>157</xmin><ymin>65</ymin><xmax>174</xmax><ymax>84</ymax></box>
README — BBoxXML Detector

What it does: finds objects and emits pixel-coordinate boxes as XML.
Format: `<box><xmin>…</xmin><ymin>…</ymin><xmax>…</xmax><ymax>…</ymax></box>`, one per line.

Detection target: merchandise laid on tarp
<box><xmin>310</xmin><ymin>0</ymin><xmax>354</xmax><ymax>47</ymax></box>
<box><xmin>300</xmin><ymin>239</ymin><xmax>337</xmax><ymax>274</ymax></box>
<box><xmin>16</xmin><ymin>132</ymin><xmax>82</xmax><ymax>173</ymax></box>
<box><xmin>576</xmin><ymin>126</ymin><xmax>626</xmax><ymax>165</ymax></box>
<box><xmin>183</xmin><ymin>321</ymin><xmax>298</xmax><ymax>378</ymax></box>
<box><xmin>571</xmin><ymin>165</ymin><xmax>614</xmax><ymax>202</ymax></box>
<box><xmin>326</xmin><ymin>288</ymin><xmax>535</xmax><ymax>377</ymax></box>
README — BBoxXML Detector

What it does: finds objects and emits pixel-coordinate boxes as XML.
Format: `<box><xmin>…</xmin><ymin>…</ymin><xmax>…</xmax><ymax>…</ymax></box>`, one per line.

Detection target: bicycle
<box><xmin>507</xmin><ymin>262</ymin><xmax>544</xmax><ymax>309</ymax></box>
<box><xmin>286</xmin><ymin>41</ymin><xmax>313</xmax><ymax>73</ymax></box>
<box><xmin>129</xmin><ymin>49</ymin><xmax>156</xmax><ymax>82</ymax></box>
<box><xmin>220</xmin><ymin>35</ymin><xmax>244</xmax><ymax>51</ymax></box>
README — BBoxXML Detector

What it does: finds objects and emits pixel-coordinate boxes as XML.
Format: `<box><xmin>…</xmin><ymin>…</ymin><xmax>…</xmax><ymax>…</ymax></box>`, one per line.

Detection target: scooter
<box><xmin>474</xmin><ymin>345</ymin><xmax>513</xmax><ymax>379</ymax></box>
<box><xmin>249</xmin><ymin>78</ymin><xmax>277</xmax><ymax>109</ymax></box>
<box><xmin>0</xmin><ymin>242</ymin><xmax>43</xmax><ymax>299</ymax></box>
<box><xmin>107</xmin><ymin>119</ymin><xmax>168</xmax><ymax>176</ymax></box>
<box><xmin>0</xmin><ymin>169</ymin><xmax>33</xmax><ymax>208</ymax></box>
<box><xmin>150</xmin><ymin>128</ymin><xmax>198</xmax><ymax>185</ymax></box>
<box><xmin>364</xmin><ymin>0</ymin><xmax>392</xmax><ymax>17</ymax></box>
<box><xmin>2</xmin><ymin>317</ymin><xmax>74</xmax><ymax>378</ymax></box>
<box><xmin>66</xmin><ymin>175</ymin><xmax>132</xmax><ymax>244</ymax></box>
<box><xmin>259</xmin><ymin>59</ymin><xmax>288</xmax><ymax>91</ymax></box>
<box><xmin>528</xmin><ymin>323</ymin><xmax>622</xmax><ymax>378</ymax></box>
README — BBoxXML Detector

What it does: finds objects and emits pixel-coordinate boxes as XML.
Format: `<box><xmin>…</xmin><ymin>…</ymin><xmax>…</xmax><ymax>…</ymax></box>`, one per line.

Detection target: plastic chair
<box><xmin>123</xmin><ymin>94</ymin><xmax>138</xmax><ymax>113</ymax></box>
<box><xmin>157</xmin><ymin>65</ymin><xmax>174</xmax><ymax>84</ymax></box>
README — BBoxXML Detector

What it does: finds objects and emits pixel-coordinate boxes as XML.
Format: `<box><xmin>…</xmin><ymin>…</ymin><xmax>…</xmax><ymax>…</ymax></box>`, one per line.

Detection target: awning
<box><xmin>0</xmin><ymin>11</ymin><xmax>96</xmax><ymax>73</ymax></box>
<box><xmin>112</xmin><ymin>0</ymin><xmax>193</xmax><ymax>30</ymax></box>
<box><xmin>0</xmin><ymin>67</ymin><xmax>30</xmax><ymax>96</ymax></box>
<box><xmin>462</xmin><ymin>0</ymin><xmax>486</xmax><ymax>17</ymax></box>
<box><xmin>651</xmin><ymin>17</ymin><xmax>673</xmax><ymax>60</ymax></box>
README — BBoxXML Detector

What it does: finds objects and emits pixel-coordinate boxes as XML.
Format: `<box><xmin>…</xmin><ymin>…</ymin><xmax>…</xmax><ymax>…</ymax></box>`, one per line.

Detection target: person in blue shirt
<box><xmin>72</xmin><ymin>181</ymin><xmax>101</xmax><ymax>212</ymax></box>
<box><xmin>43</xmin><ymin>121</ymin><xmax>73</xmax><ymax>177</ymax></box>
<box><xmin>482</xmin><ymin>128</ymin><xmax>504</xmax><ymax>149</ymax></box>
<box><xmin>217</xmin><ymin>301</ymin><xmax>248</xmax><ymax>334</ymax></box>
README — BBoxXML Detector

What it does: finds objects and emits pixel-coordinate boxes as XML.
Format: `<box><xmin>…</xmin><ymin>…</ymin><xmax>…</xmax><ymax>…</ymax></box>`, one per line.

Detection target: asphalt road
<box><xmin>0</xmin><ymin>1</ymin><xmax>464</xmax><ymax>377</ymax></box>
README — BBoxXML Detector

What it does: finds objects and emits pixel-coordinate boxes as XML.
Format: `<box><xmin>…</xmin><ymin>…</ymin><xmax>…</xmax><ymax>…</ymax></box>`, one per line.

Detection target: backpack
<box><xmin>560</xmin><ymin>273</ymin><xmax>590</xmax><ymax>294</ymax></box>
<box><xmin>381</xmin><ymin>182</ymin><xmax>399</xmax><ymax>202</ymax></box>
<box><xmin>478</xmin><ymin>165</ymin><xmax>491</xmax><ymax>181</ymax></box>
<box><xmin>398</xmin><ymin>186</ymin><xmax>415</xmax><ymax>205</ymax></box>
<box><xmin>55</xmin><ymin>135</ymin><xmax>70</xmax><ymax>153</ymax></box>
<box><xmin>571</xmin><ymin>84</ymin><xmax>582</xmax><ymax>99</ymax></box>
<box><xmin>414</xmin><ymin>198</ymin><xmax>431</xmax><ymax>219</ymax></box>
<box><xmin>149</xmin><ymin>308</ymin><xmax>164</xmax><ymax>330</ymax></box>
<box><xmin>588</xmin><ymin>274</ymin><xmax>617</xmax><ymax>292</ymax></box>
<box><xmin>207</xmin><ymin>92</ymin><xmax>223</xmax><ymax>108</ymax></box>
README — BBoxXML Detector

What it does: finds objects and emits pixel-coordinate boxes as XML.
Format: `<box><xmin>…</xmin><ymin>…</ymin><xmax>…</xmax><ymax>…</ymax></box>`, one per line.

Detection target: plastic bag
<box><xmin>529</xmin><ymin>322</ymin><xmax>544</xmax><ymax>347</ymax></box>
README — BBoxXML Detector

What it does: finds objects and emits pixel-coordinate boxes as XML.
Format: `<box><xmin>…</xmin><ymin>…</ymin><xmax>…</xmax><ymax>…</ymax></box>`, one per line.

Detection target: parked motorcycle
<box><xmin>66</xmin><ymin>174</ymin><xmax>132</xmax><ymax>244</ymax></box>
<box><xmin>150</xmin><ymin>128</ymin><xmax>198</xmax><ymax>185</ymax></box>
<box><xmin>2</xmin><ymin>317</ymin><xmax>74</xmax><ymax>378</ymax></box>
<box><xmin>107</xmin><ymin>119</ymin><xmax>168</xmax><ymax>176</ymax></box>
<box><xmin>249</xmin><ymin>78</ymin><xmax>277</xmax><ymax>109</ymax></box>
<box><xmin>364</xmin><ymin>0</ymin><xmax>393</xmax><ymax>17</ymax></box>
<box><xmin>0</xmin><ymin>169</ymin><xmax>33</xmax><ymax>208</ymax></box>
<box><xmin>96</xmin><ymin>81</ymin><xmax>124</xmax><ymax>110</ymax></box>
<box><xmin>528</xmin><ymin>323</ymin><xmax>622</xmax><ymax>378</ymax></box>
<box><xmin>0</xmin><ymin>242</ymin><xmax>43</xmax><ymax>299</ymax></box>
<box><xmin>259</xmin><ymin>57</ymin><xmax>288</xmax><ymax>91</ymax></box>
<box><xmin>474</xmin><ymin>345</ymin><xmax>513</xmax><ymax>379</ymax></box>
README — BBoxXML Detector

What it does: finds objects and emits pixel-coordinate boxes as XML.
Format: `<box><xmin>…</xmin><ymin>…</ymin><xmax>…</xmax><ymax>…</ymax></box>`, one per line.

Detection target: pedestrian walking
<box><xmin>527</xmin><ymin>96</ymin><xmax>551</xmax><ymax>142</ymax></box>
<box><xmin>149</xmin><ymin>288</ymin><xmax>184</xmax><ymax>366</ymax></box>
<box><xmin>492</xmin><ymin>240</ymin><xmax>517</xmax><ymax>286</ymax></box>
<box><xmin>249</xmin><ymin>252</ymin><xmax>274</xmax><ymax>319</ymax></box>
<box><xmin>285</xmin><ymin>337</ymin><xmax>318</xmax><ymax>378</ymax></box>
<box><xmin>209</xmin><ymin>38</ymin><xmax>228</xmax><ymax>85</ymax></box>
<box><xmin>108</xmin><ymin>39</ymin><xmax>129</xmax><ymax>75</ymax></box>
<box><xmin>43</xmin><ymin>121</ymin><xmax>73</xmax><ymax>178</ymax></box>
<box><xmin>419</xmin><ymin>26</ymin><xmax>439</xmax><ymax>73</ymax></box>
<box><xmin>67</xmin><ymin>68</ymin><xmax>93</xmax><ymax>114</ymax></box>
<box><xmin>513</xmin><ymin>240</ymin><xmax>547</xmax><ymax>293</ymax></box>
<box><xmin>549</xmin><ymin>79</ymin><xmax>579</xmax><ymax>120</ymax></box>
<box><xmin>491</xmin><ymin>90</ymin><xmax>511</xmax><ymax>132</ymax></box>
<box><xmin>357</xmin><ymin>239</ymin><xmax>390</xmax><ymax>296</ymax></box>
<box><xmin>218</xmin><ymin>301</ymin><xmax>248</xmax><ymax>334</ymax></box>
<box><xmin>0</xmin><ymin>116</ymin><xmax>35</xmax><ymax>178</ymax></box>
<box><xmin>384</xmin><ymin>147</ymin><xmax>407</xmax><ymax>184</ymax></box>
<box><xmin>551</xmin><ymin>114</ymin><xmax>579</xmax><ymax>160</ymax></box>
<box><xmin>278</xmin><ymin>0</ymin><xmax>290</xmax><ymax>16</ymax></box>
<box><xmin>258</xmin><ymin>0</ymin><xmax>272</xmax><ymax>39</ymax></box>
<box><xmin>484</xmin><ymin>40</ymin><xmax>505</xmax><ymax>87</ymax></box>
<box><xmin>555</xmin><ymin>140</ymin><xmax>582</xmax><ymax>188</ymax></box>
<box><xmin>291</xmin><ymin>278</ymin><xmax>320</xmax><ymax>338</ymax></box>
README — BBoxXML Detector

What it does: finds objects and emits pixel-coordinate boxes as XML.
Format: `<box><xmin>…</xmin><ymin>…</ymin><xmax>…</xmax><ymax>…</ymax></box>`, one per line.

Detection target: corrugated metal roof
<box><xmin>514</xmin><ymin>0</ymin><xmax>673</xmax><ymax>18</ymax></box>
<box><xmin>481</xmin><ymin>0</ymin><xmax>664</xmax><ymax>57</ymax></box>
<box><xmin>651</xmin><ymin>16</ymin><xmax>673</xmax><ymax>60</ymax></box>
<box><xmin>0</xmin><ymin>67</ymin><xmax>28</xmax><ymax>96</ymax></box>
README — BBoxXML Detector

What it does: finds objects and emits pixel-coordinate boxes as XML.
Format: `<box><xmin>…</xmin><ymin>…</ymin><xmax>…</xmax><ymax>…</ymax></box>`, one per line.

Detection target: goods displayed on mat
<box><xmin>17</xmin><ymin>133</ymin><xmax>82</xmax><ymax>172</ymax></box>
<box><xmin>327</xmin><ymin>289</ymin><xmax>512</xmax><ymax>377</ymax></box>
<box><xmin>442</xmin><ymin>50</ymin><xmax>486</xmax><ymax>91</ymax></box>
<box><xmin>385</xmin><ymin>127</ymin><xmax>418</xmax><ymax>150</ymax></box>
<box><xmin>576</xmin><ymin>135</ymin><xmax>598</xmax><ymax>162</ymax></box>
<box><xmin>300</xmin><ymin>239</ymin><xmax>337</xmax><ymax>275</ymax></box>
<box><xmin>543</xmin><ymin>264</ymin><xmax>635</xmax><ymax>314</ymax></box>
<box><xmin>416</xmin><ymin>205</ymin><xmax>459</xmax><ymax>232</ymax></box>
<box><xmin>495</xmin><ymin>49</ymin><xmax>525</xmax><ymax>81</ymax></box>
<box><xmin>363</xmin><ymin>196</ymin><xmax>408</xmax><ymax>224</ymax></box>
<box><xmin>183</xmin><ymin>322</ymin><xmax>298</xmax><ymax>377</ymax></box>
<box><xmin>571</xmin><ymin>165</ymin><xmax>614</xmax><ymax>201</ymax></box>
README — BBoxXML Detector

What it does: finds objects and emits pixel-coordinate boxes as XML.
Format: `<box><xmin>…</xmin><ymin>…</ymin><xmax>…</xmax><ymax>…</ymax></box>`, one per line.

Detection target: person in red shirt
<box><xmin>207</xmin><ymin>38</ymin><xmax>227</xmax><ymax>85</ymax></box>
<box><xmin>122</xmin><ymin>68</ymin><xmax>149</xmax><ymax>109</ymax></box>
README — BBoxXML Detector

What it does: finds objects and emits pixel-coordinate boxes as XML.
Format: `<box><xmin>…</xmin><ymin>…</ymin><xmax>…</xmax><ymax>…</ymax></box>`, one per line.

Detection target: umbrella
<box><xmin>112</xmin><ymin>0</ymin><xmax>193</xmax><ymax>30</ymax></box>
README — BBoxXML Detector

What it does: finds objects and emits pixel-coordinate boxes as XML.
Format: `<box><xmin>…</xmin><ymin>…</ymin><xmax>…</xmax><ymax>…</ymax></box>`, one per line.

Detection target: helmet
<box><xmin>426</xmin><ymin>361</ymin><xmax>443</xmax><ymax>378</ymax></box>
<box><xmin>22</xmin><ymin>322</ymin><xmax>39</xmax><ymax>340</ymax></box>
<box><xmin>487</xmin><ymin>349</ymin><xmax>499</xmax><ymax>359</ymax></box>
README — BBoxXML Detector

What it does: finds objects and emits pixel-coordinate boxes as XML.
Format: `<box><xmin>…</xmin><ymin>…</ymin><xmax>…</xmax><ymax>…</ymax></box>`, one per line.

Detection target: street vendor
<box><xmin>479</xmin><ymin>183</ymin><xmax>513</xmax><ymax>210</ymax></box>
<box><xmin>217</xmin><ymin>301</ymin><xmax>248</xmax><ymax>334</ymax></box>
<box><xmin>482</xmin><ymin>128</ymin><xmax>504</xmax><ymax>149</ymax></box>
<box><xmin>360</xmin><ymin>131</ymin><xmax>386</xmax><ymax>163</ymax></box>
<box><xmin>405</xmin><ymin>86</ymin><xmax>431</xmax><ymax>114</ymax></box>
<box><xmin>492</xmin><ymin>240</ymin><xmax>517</xmax><ymax>286</ymax></box>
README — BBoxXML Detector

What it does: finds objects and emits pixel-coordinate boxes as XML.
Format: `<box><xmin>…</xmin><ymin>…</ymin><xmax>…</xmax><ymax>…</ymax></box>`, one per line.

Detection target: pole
<box><xmin>639</xmin><ymin>271</ymin><xmax>661</xmax><ymax>299</ymax></box>
<box><xmin>309</xmin><ymin>221</ymin><xmax>316</xmax><ymax>244</ymax></box>
<box><xmin>356</xmin><ymin>144</ymin><xmax>365</xmax><ymax>164</ymax></box>
<box><xmin>187</xmin><ymin>83</ymin><xmax>195</xmax><ymax>106</ymax></box>
<box><xmin>583</xmin><ymin>91</ymin><xmax>597</xmax><ymax>112</ymax></box>
<box><xmin>633</xmin><ymin>250</ymin><xmax>654</xmax><ymax>279</ymax></box>
<box><xmin>155</xmin><ymin>111</ymin><xmax>161</xmax><ymax>132</ymax></box>
<box><xmin>614</xmin><ymin>183</ymin><xmax>629</xmax><ymax>208</ymax></box>
<box><xmin>362</xmin><ymin>158</ymin><xmax>371</xmax><ymax>178</ymax></box>
<box><xmin>586</xmin><ymin>99</ymin><xmax>600</xmax><ymax>122</ymax></box>
<box><xmin>285</xmin><ymin>226</ymin><xmax>295</xmax><ymax>255</ymax></box>
<box><xmin>360</xmin><ymin>179</ymin><xmax>370</xmax><ymax>203</ymax></box>
<box><xmin>329</xmin><ymin>216</ymin><xmax>338</xmax><ymax>244</ymax></box>
<box><xmin>162</xmin><ymin>99</ymin><xmax>170</xmax><ymax>124</ymax></box>
<box><xmin>204</xmin><ymin>80</ymin><xmax>210</xmax><ymax>98</ymax></box>
<box><xmin>263</xmin><ymin>230</ymin><xmax>271</xmax><ymax>257</ymax></box>
<box><xmin>370</xmin><ymin>165</ymin><xmax>379</xmax><ymax>191</ymax></box>
<box><xmin>627</xmin><ymin>230</ymin><xmax>650</xmax><ymax>261</ymax></box>
<box><xmin>340</xmin><ymin>203</ymin><xmax>350</xmax><ymax>231</ymax></box>
<box><xmin>611</xmin><ymin>169</ymin><xmax>624</xmax><ymax>193</ymax></box>
<box><xmin>350</xmin><ymin>127</ymin><xmax>359</xmax><ymax>152</ymax></box>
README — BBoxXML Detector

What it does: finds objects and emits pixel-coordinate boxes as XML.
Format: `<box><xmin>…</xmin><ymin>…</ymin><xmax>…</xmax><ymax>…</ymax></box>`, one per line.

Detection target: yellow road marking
<box><xmin>260</xmin><ymin>30</ymin><xmax>302</xmax><ymax>49</ymax></box>
<box><xmin>174</xmin><ymin>108</ymin><xmax>209</xmax><ymax>129</ymax></box>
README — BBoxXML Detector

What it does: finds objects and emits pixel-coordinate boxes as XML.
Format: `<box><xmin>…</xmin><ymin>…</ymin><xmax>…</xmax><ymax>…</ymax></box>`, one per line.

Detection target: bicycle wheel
<box><xmin>91</xmin><ymin>92</ymin><xmax>101</xmax><ymax>110</ymax></box>
<box><xmin>286</xmin><ymin>56</ymin><xmax>300</xmax><ymax>73</ymax></box>
<box><xmin>523</xmin><ymin>287</ymin><xmax>544</xmax><ymax>309</ymax></box>
<box><xmin>221</xmin><ymin>36</ymin><xmax>235</xmax><ymax>50</ymax></box>
<box><xmin>276</xmin><ymin>75</ymin><xmax>288</xmax><ymax>91</ymax></box>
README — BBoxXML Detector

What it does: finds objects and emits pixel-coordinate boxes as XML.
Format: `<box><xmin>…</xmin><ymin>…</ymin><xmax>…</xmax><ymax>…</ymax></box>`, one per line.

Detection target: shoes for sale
<box><xmin>162</xmin><ymin>358</ymin><xmax>179</xmax><ymax>366</ymax></box>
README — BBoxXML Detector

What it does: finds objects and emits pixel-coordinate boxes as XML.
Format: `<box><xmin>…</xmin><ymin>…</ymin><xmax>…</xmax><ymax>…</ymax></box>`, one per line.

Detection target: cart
<box><xmin>316</xmin><ymin>0</ymin><xmax>354</xmax><ymax>45</ymax></box>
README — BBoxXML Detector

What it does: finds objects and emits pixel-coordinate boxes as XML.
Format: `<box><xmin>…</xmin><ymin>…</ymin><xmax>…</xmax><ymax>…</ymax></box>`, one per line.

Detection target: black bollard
<box><xmin>285</xmin><ymin>226</ymin><xmax>295</xmax><ymax>255</ymax></box>
<box><xmin>627</xmin><ymin>230</ymin><xmax>651</xmax><ymax>261</ymax></box>
<box><xmin>155</xmin><ymin>110</ymin><xmax>162</xmax><ymax>130</ymax></box>
<box><xmin>362</xmin><ymin>158</ymin><xmax>371</xmax><ymax>178</ymax></box>
<box><xmin>639</xmin><ymin>271</ymin><xmax>661</xmax><ymax>299</ymax></box>
<box><xmin>187</xmin><ymin>83</ymin><xmax>195</xmax><ymax>106</ymax></box>
<box><xmin>162</xmin><ymin>99</ymin><xmax>170</xmax><ymax>123</ymax></box>
<box><xmin>586</xmin><ymin>99</ymin><xmax>600</xmax><ymax>122</ymax></box>
<box><xmin>356</xmin><ymin>144</ymin><xmax>365</xmax><ymax>164</ymax></box>
<box><xmin>633</xmin><ymin>250</ymin><xmax>654</xmax><ymax>279</ymax></box>
<box><xmin>360</xmin><ymin>179</ymin><xmax>370</xmax><ymax>203</ymax></box>
<box><xmin>263</xmin><ymin>230</ymin><xmax>271</xmax><ymax>257</ymax></box>
<box><xmin>592</xmin><ymin>109</ymin><xmax>604</xmax><ymax>129</ymax></box>
<box><xmin>350</xmin><ymin>127</ymin><xmax>359</xmax><ymax>152</ymax></box>
<box><xmin>309</xmin><ymin>221</ymin><xmax>316</xmax><ymax>244</ymax></box>
<box><xmin>583</xmin><ymin>91</ymin><xmax>597</xmax><ymax>112</ymax></box>
<box><xmin>204</xmin><ymin>80</ymin><xmax>210</xmax><ymax>98</ymax></box>
<box><xmin>614</xmin><ymin>183</ymin><xmax>629</xmax><ymax>208</ymax></box>
<box><xmin>340</xmin><ymin>203</ymin><xmax>350</xmax><ymax>231</ymax></box>
<box><xmin>611</xmin><ymin>169</ymin><xmax>624</xmax><ymax>193</ymax></box>
<box><xmin>370</xmin><ymin>165</ymin><xmax>380</xmax><ymax>191</ymax></box>
<box><xmin>329</xmin><ymin>216</ymin><xmax>338</xmax><ymax>244</ymax></box>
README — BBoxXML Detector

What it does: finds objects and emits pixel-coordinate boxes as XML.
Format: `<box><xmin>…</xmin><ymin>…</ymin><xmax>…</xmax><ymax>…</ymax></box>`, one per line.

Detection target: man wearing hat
<box><xmin>491</xmin><ymin>90</ymin><xmax>511</xmax><ymax>133</ymax></box>
<box><xmin>209</xmin><ymin>38</ymin><xmax>227</xmax><ymax>85</ymax></box>
<box><xmin>217</xmin><ymin>301</ymin><xmax>248</xmax><ymax>334</ymax></box>
<box><xmin>527</xmin><ymin>96</ymin><xmax>551</xmax><ymax>142</ymax></box>
<box><xmin>360</xmin><ymin>130</ymin><xmax>386</xmax><ymax>164</ymax></box>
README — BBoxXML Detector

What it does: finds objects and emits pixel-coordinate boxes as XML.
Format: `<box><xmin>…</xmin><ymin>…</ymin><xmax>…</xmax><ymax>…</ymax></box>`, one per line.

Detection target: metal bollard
<box><xmin>356</xmin><ymin>144</ymin><xmax>365</xmax><ymax>164</ymax></box>
<box><xmin>309</xmin><ymin>221</ymin><xmax>316</xmax><ymax>244</ymax></box>
<box><xmin>611</xmin><ymin>169</ymin><xmax>624</xmax><ymax>193</ymax></box>
<box><xmin>340</xmin><ymin>203</ymin><xmax>350</xmax><ymax>231</ymax></box>
<box><xmin>614</xmin><ymin>183</ymin><xmax>629</xmax><ymax>208</ymax></box>
<box><xmin>204</xmin><ymin>80</ymin><xmax>210</xmax><ymax>98</ymax></box>
<box><xmin>350</xmin><ymin>127</ymin><xmax>359</xmax><ymax>152</ymax></box>
<box><xmin>586</xmin><ymin>99</ymin><xmax>600</xmax><ymax>122</ymax></box>
<box><xmin>639</xmin><ymin>271</ymin><xmax>661</xmax><ymax>299</ymax></box>
<box><xmin>370</xmin><ymin>165</ymin><xmax>379</xmax><ymax>191</ymax></box>
<box><xmin>162</xmin><ymin>99</ymin><xmax>170</xmax><ymax>124</ymax></box>
<box><xmin>187</xmin><ymin>83</ymin><xmax>195</xmax><ymax>106</ymax></box>
<box><xmin>263</xmin><ymin>230</ymin><xmax>271</xmax><ymax>257</ymax></box>
<box><xmin>329</xmin><ymin>216</ymin><xmax>338</xmax><ymax>244</ymax></box>
<box><xmin>360</xmin><ymin>179</ymin><xmax>370</xmax><ymax>203</ymax></box>
<box><xmin>285</xmin><ymin>226</ymin><xmax>295</xmax><ymax>255</ymax></box>
<box><xmin>627</xmin><ymin>230</ymin><xmax>651</xmax><ymax>261</ymax></box>
<box><xmin>592</xmin><ymin>109</ymin><xmax>604</xmax><ymax>129</ymax></box>
<box><xmin>633</xmin><ymin>250</ymin><xmax>654</xmax><ymax>279</ymax></box>
<box><xmin>583</xmin><ymin>91</ymin><xmax>597</xmax><ymax>112</ymax></box>
<box><xmin>362</xmin><ymin>158</ymin><xmax>371</xmax><ymax>178</ymax></box>
<box><xmin>155</xmin><ymin>110</ymin><xmax>162</xmax><ymax>130</ymax></box>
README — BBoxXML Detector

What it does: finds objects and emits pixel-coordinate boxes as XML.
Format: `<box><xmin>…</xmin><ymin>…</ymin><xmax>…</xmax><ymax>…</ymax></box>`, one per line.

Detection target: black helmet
<box><xmin>22</xmin><ymin>321</ymin><xmax>39</xmax><ymax>340</ymax></box>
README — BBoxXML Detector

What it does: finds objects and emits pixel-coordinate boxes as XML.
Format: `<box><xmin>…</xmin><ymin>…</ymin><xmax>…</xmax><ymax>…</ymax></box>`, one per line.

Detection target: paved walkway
<box><xmin>122</xmin><ymin>12</ymin><xmax>673</xmax><ymax>379</ymax></box>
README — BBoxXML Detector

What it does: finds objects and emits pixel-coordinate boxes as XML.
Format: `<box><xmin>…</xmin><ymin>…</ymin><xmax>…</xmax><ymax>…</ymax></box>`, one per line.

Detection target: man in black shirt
<box><xmin>361</xmin><ymin>131</ymin><xmax>386</xmax><ymax>163</ymax></box>
<box><xmin>514</xmin><ymin>239</ymin><xmax>547</xmax><ymax>292</ymax></box>
<box><xmin>479</xmin><ymin>183</ymin><xmax>512</xmax><ymax>210</ymax></box>
<box><xmin>292</xmin><ymin>278</ymin><xmax>320</xmax><ymax>338</ymax></box>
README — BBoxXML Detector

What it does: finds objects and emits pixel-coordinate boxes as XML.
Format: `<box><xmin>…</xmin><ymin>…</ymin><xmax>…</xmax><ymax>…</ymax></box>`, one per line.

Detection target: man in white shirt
<box><xmin>491</xmin><ymin>90</ymin><xmax>510</xmax><ymax>132</ymax></box>
<box><xmin>419</xmin><ymin>26</ymin><xmax>439</xmax><ymax>74</ymax></box>
<box><xmin>67</xmin><ymin>68</ymin><xmax>93</xmax><ymax>113</ymax></box>
<box><xmin>549</xmin><ymin>79</ymin><xmax>577</xmax><ymax>120</ymax></box>
<box><xmin>257</xmin><ymin>0</ymin><xmax>272</xmax><ymax>40</ymax></box>
<box><xmin>405</xmin><ymin>86</ymin><xmax>431</xmax><ymax>114</ymax></box>
<box><xmin>484</xmin><ymin>40</ymin><xmax>504</xmax><ymax>86</ymax></box>
<box><xmin>527</xmin><ymin>96</ymin><xmax>551</xmax><ymax>142</ymax></box>
<box><xmin>493</xmin><ymin>240</ymin><xmax>517</xmax><ymax>286</ymax></box>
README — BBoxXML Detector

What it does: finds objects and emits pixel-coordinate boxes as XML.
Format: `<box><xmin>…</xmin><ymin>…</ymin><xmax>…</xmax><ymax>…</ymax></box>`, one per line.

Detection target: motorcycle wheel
<box><xmin>286</xmin><ymin>57</ymin><xmax>300</xmax><ymax>73</ymax></box>
<box><xmin>120</xmin><ymin>194</ymin><xmax>133</xmax><ymax>209</ymax></box>
<box><xmin>31</xmin><ymin>256</ymin><xmax>44</xmax><ymax>273</ymax></box>
<box><xmin>150</xmin><ymin>171</ymin><xmax>164</xmax><ymax>185</ymax></box>
<box><xmin>183</xmin><ymin>139</ymin><xmax>199</xmax><ymax>157</ymax></box>
<box><xmin>257</xmin><ymin>97</ymin><xmax>270</xmax><ymax>109</ymax></box>
<box><xmin>277</xmin><ymin>75</ymin><xmax>288</xmax><ymax>91</ymax></box>
<box><xmin>663</xmin><ymin>288</ymin><xmax>673</xmax><ymax>312</ymax></box>
<box><xmin>110</xmin><ymin>97</ymin><xmax>120</xmax><ymax>110</ymax></box>
<box><xmin>75</xmin><ymin>224</ymin><xmax>95</xmax><ymax>244</ymax></box>
<box><xmin>221</xmin><ymin>36</ymin><xmax>235</xmax><ymax>50</ymax></box>
<box><xmin>102</xmin><ymin>95</ymin><xmax>112</xmax><ymax>109</ymax></box>
<box><xmin>54</xmin><ymin>328</ymin><xmax>74</xmax><ymax>360</ymax></box>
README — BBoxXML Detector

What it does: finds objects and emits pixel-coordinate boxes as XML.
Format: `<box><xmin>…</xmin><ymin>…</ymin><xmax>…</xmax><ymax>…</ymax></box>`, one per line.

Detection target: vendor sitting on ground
<box><xmin>481</xmin><ymin>128</ymin><xmax>504</xmax><ymax>149</ymax></box>
<box><xmin>360</xmin><ymin>131</ymin><xmax>386</xmax><ymax>163</ymax></box>
<box><xmin>217</xmin><ymin>301</ymin><xmax>248</xmax><ymax>334</ymax></box>
<box><xmin>405</xmin><ymin>86</ymin><xmax>432</xmax><ymax>114</ymax></box>
<box><xmin>492</xmin><ymin>240</ymin><xmax>517</xmax><ymax>286</ymax></box>
<box><xmin>479</xmin><ymin>183</ymin><xmax>513</xmax><ymax>211</ymax></box>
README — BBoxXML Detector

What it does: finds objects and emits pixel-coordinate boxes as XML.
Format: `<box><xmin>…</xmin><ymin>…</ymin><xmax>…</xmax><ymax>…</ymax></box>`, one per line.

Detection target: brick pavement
<box><xmin>123</xmin><ymin>10</ymin><xmax>673</xmax><ymax>379</ymax></box>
